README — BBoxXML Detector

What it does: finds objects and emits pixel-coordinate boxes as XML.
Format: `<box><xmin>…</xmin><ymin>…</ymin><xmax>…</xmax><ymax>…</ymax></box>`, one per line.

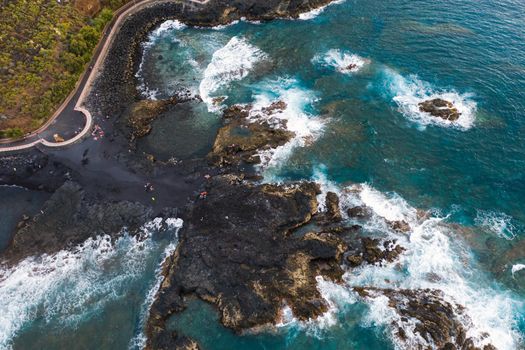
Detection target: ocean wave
<box><xmin>313</xmin><ymin>49</ymin><xmax>370</xmax><ymax>74</ymax></box>
<box><xmin>247</xmin><ymin>78</ymin><xmax>325</xmax><ymax>179</ymax></box>
<box><xmin>303</xmin><ymin>170</ymin><xmax>523</xmax><ymax>350</ymax></box>
<box><xmin>0</xmin><ymin>218</ymin><xmax>182</xmax><ymax>350</ymax></box>
<box><xmin>475</xmin><ymin>210</ymin><xmax>520</xmax><ymax>240</ymax></box>
<box><xmin>150</xmin><ymin>20</ymin><xmax>187</xmax><ymax>39</ymax></box>
<box><xmin>298</xmin><ymin>0</ymin><xmax>346</xmax><ymax>20</ymax></box>
<box><xmin>199</xmin><ymin>36</ymin><xmax>268</xmax><ymax>112</ymax></box>
<box><xmin>382</xmin><ymin>67</ymin><xmax>477</xmax><ymax>130</ymax></box>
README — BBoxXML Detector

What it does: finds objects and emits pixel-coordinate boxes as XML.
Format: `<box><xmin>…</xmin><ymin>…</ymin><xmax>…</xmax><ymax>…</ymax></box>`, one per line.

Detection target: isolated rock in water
<box><xmin>146</xmin><ymin>176</ymin><xmax>351</xmax><ymax>349</ymax></box>
<box><xmin>418</xmin><ymin>98</ymin><xmax>461</xmax><ymax>121</ymax></box>
<box><xmin>353</xmin><ymin>287</ymin><xmax>496</xmax><ymax>350</ymax></box>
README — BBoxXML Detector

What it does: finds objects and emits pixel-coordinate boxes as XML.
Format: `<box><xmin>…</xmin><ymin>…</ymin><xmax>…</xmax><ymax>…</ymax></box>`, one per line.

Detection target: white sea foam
<box><xmin>0</xmin><ymin>218</ymin><xmax>182</xmax><ymax>350</ymax></box>
<box><xmin>128</xmin><ymin>218</ymin><xmax>183</xmax><ymax>350</ymax></box>
<box><xmin>299</xmin><ymin>170</ymin><xmax>522</xmax><ymax>349</ymax></box>
<box><xmin>475</xmin><ymin>210</ymin><xmax>519</xmax><ymax>240</ymax></box>
<box><xmin>382</xmin><ymin>67</ymin><xmax>477</xmax><ymax>130</ymax></box>
<box><xmin>199</xmin><ymin>36</ymin><xmax>268</xmax><ymax>111</ymax></box>
<box><xmin>313</xmin><ymin>49</ymin><xmax>370</xmax><ymax>74</ymax></box>
<box><xmin>246</xmin><ymin>78</ymin><xmax>325</xmax><ymax>178</ymax></box>
<box><xmin>150</xmin><ymin>20</ymin><xmax>187</xmax><ymax>38</ymax></box>
<box><xmin>512</xmin><ymin>264</ymin><xmax>525</xmax><ymax>278</ymax></box>
<box><xmin>298</xmin><ymin>0</ymin><xmax>346</xmax><ymax>20</ymax></box>
<box><xmin>275</xmin><ymin>276</ymin><xmax>355</xmax><ymax>337</ymax></box>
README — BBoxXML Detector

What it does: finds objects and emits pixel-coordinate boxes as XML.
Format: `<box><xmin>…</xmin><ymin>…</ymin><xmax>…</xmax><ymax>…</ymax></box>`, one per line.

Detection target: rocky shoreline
<box><xmin>0</xmin><ymin>1</ymin><xmax>501</xmax><ymax>349</ymax></box>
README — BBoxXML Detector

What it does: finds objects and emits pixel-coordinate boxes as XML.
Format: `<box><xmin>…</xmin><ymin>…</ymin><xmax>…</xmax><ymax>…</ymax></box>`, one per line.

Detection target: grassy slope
<box><xmin>0</xmin><ymin>0</ymin><xmax>126</xmax><ymax>138</ymax></box>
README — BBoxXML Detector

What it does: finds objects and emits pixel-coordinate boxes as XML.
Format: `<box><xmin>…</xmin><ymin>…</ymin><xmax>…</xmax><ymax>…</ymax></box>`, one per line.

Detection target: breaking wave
<box><xmin>298</xmin><ymin>0</ymin><xmax>346</xmax><ymax>20</ymax></box>
<box><xmin>297</xmin><ymin>169</ymin><xmax>523</xmax><ymax>350</ymax></box>
<box><xmin>381</xmin><ymin>67</ymin><xmax>477</xmax><ymax>130</ymax></box>
<box><xmin>247</xmin><ymin>78</ymin><xmax>325</xmax><ymax>179</ymax></box>
<box><xmin>313</xmin><ymin>49</ymin><xmax>370</xmax><ymax>74</ymax></box>
<box><xmin>199</xmin><ymin>36</ymin><xmax>268</xmax><ymax>111</ymax></box>
<box><xmin>0</xmin><ymin>218</ymin><xmax>183</xmax><ymax>350</ymax></box>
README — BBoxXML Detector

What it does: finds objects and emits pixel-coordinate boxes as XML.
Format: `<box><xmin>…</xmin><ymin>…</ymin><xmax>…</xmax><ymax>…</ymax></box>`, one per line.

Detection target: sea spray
<box><xmin>128</xmin><ymin>218</ymin><xmax>183</xmax><ymax>350</ymax></box>
<box><xmin>302</xmin><ymin>169</ymin><xmax>523</xmax><ymax>349</ymax></box>
<box><xmin>247</xmin><ymin>78</ymin><xmax>325</xmax><ymax>179</ymax></box>
<box><xmin>199</xmin><ymin>36</ymin><xmax>268</xmax><ymax>111</ymax></box>
<box><xmin>313</xmin><ymin>49</ymin><xmax>370</xmax><ymax>74</ymax></box>
<box><xmin>298</xmin><ymin>0</ymin><xmax>346</xmax><ymax>20</ymax></box>
<box><xmin>0</xmin><ymin>218</ymin><xmax>182</xmax><ymax>350</ymax></box>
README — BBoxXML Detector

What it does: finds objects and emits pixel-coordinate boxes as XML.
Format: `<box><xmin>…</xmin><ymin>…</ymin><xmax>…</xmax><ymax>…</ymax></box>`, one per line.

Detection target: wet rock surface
<box><xmin>354</xmin><ymin>287</ymin><xmax>496</xmax><ymax>350</ymax></box>
<box><xmin>346</xmin><ymin>237</ymin><xmax>405</xmax><ymax>267</ymax></box>
<box><xmin>418</xmin><ymin>98</ymin><xmax>461</xmax><ymax>121</ymax></box>
<box><xmin>145</xmin><ymin>176</ymin><xmax>351</xmax><ymax>349</ymax></box>
<box><xmin>208</xmin><ymin>103</ymin><xmax>294</xmax><ymax>167</ymax></box>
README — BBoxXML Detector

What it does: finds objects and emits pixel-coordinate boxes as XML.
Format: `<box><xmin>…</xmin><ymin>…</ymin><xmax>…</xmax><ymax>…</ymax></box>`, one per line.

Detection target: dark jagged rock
<box><xmin>208</xmin><ymin>103</ymin><xmax>294</xmax><ymax>168</ymax></box>
<box><xmin>418</xmin><ymin>98</ymin><xmax>461</xmax><ymax>121</ymax></box>
<box><xmin>353</xmin><ymin>287</ymin><xmax>495</xmax><ymax>350</ymax></box>
<box><xmin>1</xmin><ymin>181</ymin><xmax>154</xmax><ymax>265</ymax></box>
<box><xmin>145</xmin><ymin>176</ymin><xmax>351</xmax><ymax>349</ymax></box>
<box><xmin>127</xmin><ymin>97</ymin><xmax>180</xmax><ymax>141</ymax></box>
<box><xmin>347</xmin><ymin>205</ymin><xmax>373</xmax><ymax>219</ymax></box>
<box><xmin>387</xmin><ymin>219</ymin><xmax>411</xmax><ymax>233</ymax></box>
<box><xmin>346</xmin><ymin>237</ymin><xmax>405</xmax><ymax>267</ymax></box>
<box><xmin>317</xmin><ymin>191</ymin><xmax>343</xmax><ymax>224</ymax></box>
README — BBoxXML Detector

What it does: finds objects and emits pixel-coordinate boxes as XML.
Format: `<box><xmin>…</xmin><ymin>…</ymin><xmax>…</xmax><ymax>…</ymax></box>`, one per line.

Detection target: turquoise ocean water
<box><xmin>3</xmin><ymin>0</ymin><xmax>525</xmax><ymax>348</ymax></box>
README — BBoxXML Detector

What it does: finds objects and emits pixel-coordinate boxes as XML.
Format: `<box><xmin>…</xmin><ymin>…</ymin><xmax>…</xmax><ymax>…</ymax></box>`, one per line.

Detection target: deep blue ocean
<box><xmin>1</xmin><ymin>0</ymin><xmax>525</xmax><ymax>348</ymax></box>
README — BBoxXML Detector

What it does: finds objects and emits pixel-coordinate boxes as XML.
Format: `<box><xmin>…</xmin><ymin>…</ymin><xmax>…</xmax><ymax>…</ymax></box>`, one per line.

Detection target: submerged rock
<box><xmin>145</xmin><ymin>176</ymin><xmax>351</xmax><ymax>349</ymax></box>
<box><xmin>418</xmin><ymin>98</ymin><xmax>461</xmax><ymax>121</ymax></box>
<box><xmin>354</xmin><ymin>287</ymin><xmax>496</xmax><ymax>350</ymax></box>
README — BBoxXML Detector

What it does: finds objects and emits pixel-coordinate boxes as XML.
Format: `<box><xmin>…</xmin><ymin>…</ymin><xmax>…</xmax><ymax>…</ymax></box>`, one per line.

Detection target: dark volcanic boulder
<box><xmin>418</xmin><ymin>98</ymin><xmax>461</xmax><ymax>121</ymax></box>
<box><xmin>145</xmin><ymin>176</ymin><xmax>350</xmax><ymax>349</ymax></box>
<box><xmin>354</xmin><ymin>287</ymin><xmax>496</xmax><ymax>350</ymax></box>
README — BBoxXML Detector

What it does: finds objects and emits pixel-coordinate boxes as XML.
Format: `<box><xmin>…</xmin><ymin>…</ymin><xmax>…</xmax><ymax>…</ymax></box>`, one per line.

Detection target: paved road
<box><xmin>0</xmin><ymin>0</ymin><xmax>205</xmax><ymax>153</ymax></box>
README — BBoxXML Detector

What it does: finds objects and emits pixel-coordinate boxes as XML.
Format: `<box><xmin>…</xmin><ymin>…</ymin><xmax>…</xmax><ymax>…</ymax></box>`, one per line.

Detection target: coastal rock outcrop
<box><xmin>418</xmin><ymin>98</ymin><xmax>461</xmax><ymax>121</ymax></box>
<box><xmin>145</xmin><ymin>176</ymin><xmax>351</xmax><ymax>349</ymax></box>
<box><xmin>208</xmin><ymin>103</ymin><xmax>294</xmax><ymax>167</ymax></box>
<box><xmin>354</xmin><ymin>287</ymin><xmax>496</xmax><ymax>350</ymax></box>
<box><xmin>127</xmin><ymin>97</ymin><xmax>180</xmax><ymax>140</ymax></box>
<box><xmin>1</xmin><ymin>181</ymin><xmax>154</xmax><ymax>265</ymax></box>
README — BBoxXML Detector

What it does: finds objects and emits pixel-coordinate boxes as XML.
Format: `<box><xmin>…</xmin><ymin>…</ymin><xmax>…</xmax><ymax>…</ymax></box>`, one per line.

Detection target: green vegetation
<box><xmin>0</xmin><ymin>127</ymin><xmax>24</xmax><ymax>139</ymax></box>
<box><xmin>0</xmin><ymin>0</ymin><xmax>126</xmax><ymax>138</ymax></box>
